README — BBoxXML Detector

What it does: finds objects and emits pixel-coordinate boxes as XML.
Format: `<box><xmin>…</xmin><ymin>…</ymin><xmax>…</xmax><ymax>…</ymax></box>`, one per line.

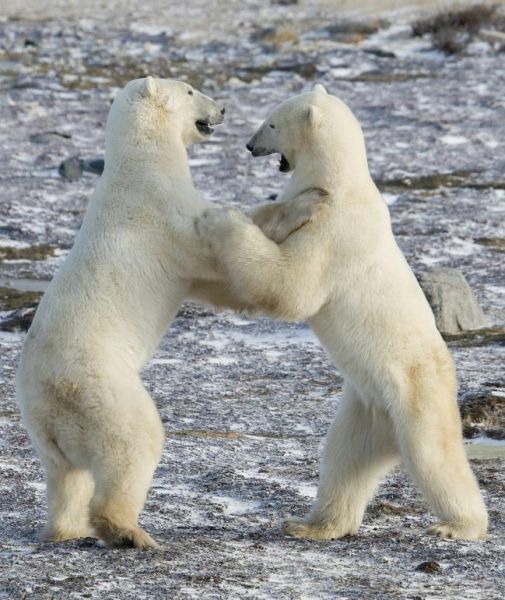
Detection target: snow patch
<box><xmin>210</xmin><ymin>495</ymin><xmax>261</xmax><ymax>515</ymax></box>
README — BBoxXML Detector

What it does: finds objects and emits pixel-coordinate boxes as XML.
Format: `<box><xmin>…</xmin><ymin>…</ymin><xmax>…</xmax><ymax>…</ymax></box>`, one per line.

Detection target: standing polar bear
<box><xmin>16</xmin><ymin>77</ymin><xmax>322</xmax><ymax>548</ymax></box>
<box><xmin>196</xmin><ymin>84</ymin><xmax>488</xmax><ymax>540</ymax></box>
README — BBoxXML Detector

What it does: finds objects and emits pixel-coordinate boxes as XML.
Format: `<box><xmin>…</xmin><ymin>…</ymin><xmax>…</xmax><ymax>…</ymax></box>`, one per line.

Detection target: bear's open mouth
<box><xmin>196</xmin><ymin>120</ymin><xmax>214</xmax><ymax>136</ymax></box>
<box><xmin>279</xmin><ymin>154</ymin><xmax>290</xmax><ymax>172</ymax></box>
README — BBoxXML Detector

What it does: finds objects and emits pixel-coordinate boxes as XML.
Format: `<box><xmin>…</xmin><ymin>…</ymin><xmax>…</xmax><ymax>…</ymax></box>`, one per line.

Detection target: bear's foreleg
<box><xmin>188</xmin><ymin>279</ymin><xmax>254</xmax><ymax>313</ymax></box>
<box><xmin>195</xmin><ymin>207</ymin><xmax>330</xmax><ymax>321</ymax></box>
<box><xmin>190</xmin><ymin>189</ymin><xmax>328</xmax><ymax>314</ymax></box>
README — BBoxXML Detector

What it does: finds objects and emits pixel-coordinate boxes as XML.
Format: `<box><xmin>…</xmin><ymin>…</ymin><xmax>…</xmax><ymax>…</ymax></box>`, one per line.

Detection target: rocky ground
<box><xmin>1</xmin><ymin>1</ymin><xmax>504</xmax><ymax>598</ymax></box>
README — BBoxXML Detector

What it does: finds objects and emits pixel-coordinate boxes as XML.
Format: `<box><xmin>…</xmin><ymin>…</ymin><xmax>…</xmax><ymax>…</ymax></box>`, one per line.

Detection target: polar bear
<box><xmin>16</xmin><ymin>77</ymin><xmax>323</xmax><ymax>548</ymax></box>
<box><xmin>195</xmin><ymin>84</ymin><xmax>489</xmax><ymax>541</ymax></box>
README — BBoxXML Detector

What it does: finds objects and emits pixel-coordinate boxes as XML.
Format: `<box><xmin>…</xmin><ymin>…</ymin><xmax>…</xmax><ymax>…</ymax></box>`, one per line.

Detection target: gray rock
<box><xmin>417</xmin><ymin>268</ymin><xmax>487</xmax><ymax>334</ymax></box>
<box><xmin>83</xmin><ymin>157</ymin><xmax>104</xmax><ymax>175</ymax></box>
<box><xmin>58</xmin><ymin>157</ymin><xmax>104</xmax><ymax>180</ymax></box>
<box><xmin>29</xmin><ymin>130</ymin><xmax>72</xmax><ymax>144</ymax></box>
<box><xmin>58</xmin><ymin>156</ymin><xmax>84</xmax><ymax>181</ymax></box>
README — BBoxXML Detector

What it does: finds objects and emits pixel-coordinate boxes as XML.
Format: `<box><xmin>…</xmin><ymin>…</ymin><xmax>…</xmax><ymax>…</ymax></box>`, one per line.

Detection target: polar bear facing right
<box><xmin>15</xmin><ymin>76</ymin><xmax>323</xmax><ymax>549</ymax></box>
<box><xmin>196</xmin><ymin>84</ymin><xmax>488</xmax><ymax>540</ymax></box>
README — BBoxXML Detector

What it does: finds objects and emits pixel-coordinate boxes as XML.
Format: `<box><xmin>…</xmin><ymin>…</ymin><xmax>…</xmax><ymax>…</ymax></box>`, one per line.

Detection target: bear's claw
<box><xmin>428</xmin><ymin>522</ymin><xmax>487</xmax><ymax>541</ymax></box>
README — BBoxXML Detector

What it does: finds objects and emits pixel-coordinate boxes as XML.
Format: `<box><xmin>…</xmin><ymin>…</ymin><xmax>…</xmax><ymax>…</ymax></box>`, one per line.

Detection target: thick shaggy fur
<box><xmin>16</xmin><ymin>77</ymin><xmax>321</xmax><ymax>548</ymax></box>
<box><xmin>195</xmin><ymin>84</ymin><xmax>488</xmax><ymax>540</ymax></box>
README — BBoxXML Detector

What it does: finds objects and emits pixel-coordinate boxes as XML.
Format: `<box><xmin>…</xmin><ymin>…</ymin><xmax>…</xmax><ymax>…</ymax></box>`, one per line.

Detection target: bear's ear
<box><xmin>313</xmin><ymin>83</ymin><xmax>328</xmax><ymax>94</ymax></box>
<box><xmin>141</xmin><ymin>76</ymin><xmax>158</xmax><ymax>98</ymax></box>
<box><xmin>306</xmin><ymin>105</ymin><xmax>322</xmax><ymax>126</ymax></box>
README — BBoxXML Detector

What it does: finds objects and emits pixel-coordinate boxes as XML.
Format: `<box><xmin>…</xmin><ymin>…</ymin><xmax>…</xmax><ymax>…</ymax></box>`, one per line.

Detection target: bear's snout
<box><xmin>245</xmin><ymin>139</ymin><xmax>264</xmax><ymax>156</ymax></box>
<box><xmin>247</xmin><ymin>145</ymin><xmax>269</xmax><ymax>157</ymax></box>
<box><xmin>212</xmin><ymin>107</ymin><xmax>225</xmax><ymax>125</ymax></box>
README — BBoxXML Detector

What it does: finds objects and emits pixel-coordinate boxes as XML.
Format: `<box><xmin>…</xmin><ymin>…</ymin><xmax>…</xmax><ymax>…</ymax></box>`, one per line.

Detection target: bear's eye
<box><xmin>269</xmin><ymin>124</ymin><xmax>275</xmax><ymax>129</ymax></box>
<box><xmin>188</xmin><ymin>90</ymin><xmax>194</xmax><ymax>96</ymax></box>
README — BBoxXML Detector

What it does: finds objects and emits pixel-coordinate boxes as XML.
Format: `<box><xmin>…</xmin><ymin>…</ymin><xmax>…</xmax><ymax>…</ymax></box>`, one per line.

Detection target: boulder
<box><xmin>417</xmin><ymin>268</ymin><xmax>487</xmax><ymax>334</ymax></box>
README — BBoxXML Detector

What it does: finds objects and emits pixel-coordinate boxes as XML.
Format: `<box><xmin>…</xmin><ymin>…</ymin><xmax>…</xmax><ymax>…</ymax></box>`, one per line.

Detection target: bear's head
<box><xmin>107</xmin><ymin>77</ymin><xmax>225</xmax><ymax>150</ymax></box>
<box><xmin>246</xmin><ymin>83</ymin><xmax>366</xmax><ymax>174</ymax></box>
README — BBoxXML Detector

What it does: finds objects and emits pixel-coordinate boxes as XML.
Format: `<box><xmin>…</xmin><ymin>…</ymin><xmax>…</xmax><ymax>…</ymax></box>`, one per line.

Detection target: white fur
<box><xmin>16</xmin><ymin>77</ymin><xmax>226</xmax><ymax>548</ymax></box>
<box><xmin>195</xmin><ymin>84</ymin><xmax>489</xmax><ymax>541</ymax></box>
<box><xmin>16</xmin><ymin>77</ymin><xmax>321</xmax><ymax>548</ymax></box>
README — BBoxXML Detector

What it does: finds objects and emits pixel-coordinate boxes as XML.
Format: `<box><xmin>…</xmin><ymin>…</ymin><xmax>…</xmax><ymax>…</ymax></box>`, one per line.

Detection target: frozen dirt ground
<box><xmin>0</xmin><ymin>1</ymin><xmax>504</xmax><ymax>598</ymax></box>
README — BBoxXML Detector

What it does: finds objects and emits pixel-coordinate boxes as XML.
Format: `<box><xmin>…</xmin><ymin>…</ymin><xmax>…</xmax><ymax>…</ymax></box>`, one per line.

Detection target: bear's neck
<box><xmin>104</xmin><ymin>135</ymin><xmax>193</xmax><ymax>184</ymax></box>
<box><xmin>287</xmin><ymin>146</ymin><xmax>372</xmax><ymax>199</ymax></box>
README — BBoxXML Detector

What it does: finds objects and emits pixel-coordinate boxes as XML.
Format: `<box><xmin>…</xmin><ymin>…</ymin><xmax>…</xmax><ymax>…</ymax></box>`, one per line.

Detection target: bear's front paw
<box><xmin>263</xmin><ymin>188</ymin><xmax>329</xmax><ymax>244</ymax></box>
<box><xmin>195</xmin><ymin>208</ymin><xmax>250</xmax><ymax>246</ymax></box>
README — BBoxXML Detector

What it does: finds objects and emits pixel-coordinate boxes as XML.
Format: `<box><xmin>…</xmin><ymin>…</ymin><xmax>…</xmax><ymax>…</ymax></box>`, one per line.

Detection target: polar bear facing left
<box><xmin>196</xmin><ymin>85</ymin><xmax>488</xmax><ymax>541</ymax></box>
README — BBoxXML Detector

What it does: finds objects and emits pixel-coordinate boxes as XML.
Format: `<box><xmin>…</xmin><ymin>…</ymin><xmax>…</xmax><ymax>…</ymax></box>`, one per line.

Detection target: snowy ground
<box><xmin>1</xmin><ymin>1</ymin><xmax>504</xmax><ymax>598</ymax></box>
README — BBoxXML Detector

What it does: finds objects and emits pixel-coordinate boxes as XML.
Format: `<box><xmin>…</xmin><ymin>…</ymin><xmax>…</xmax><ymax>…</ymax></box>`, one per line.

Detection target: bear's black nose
<box><xmin>220</xmin><ymin>107</ymin><xmax>225</xmax><ymax>115</ymax></box>
<box><xmin>246</xmin><ymin>143</ymin><xmax>253</xmax><ymax>152</ymax></box>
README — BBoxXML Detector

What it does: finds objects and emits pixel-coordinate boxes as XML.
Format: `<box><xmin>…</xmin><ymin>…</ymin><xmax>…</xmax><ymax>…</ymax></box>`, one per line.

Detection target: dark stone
<box><xmin>82</xmin><ymin>158</ymin><xmax>105</xmax><ymax>175</ymax></box>
<box><xmin>58</xmin><ymin>157</ymin><xmax>104</xmax><ymax>180</ymax></box>
<box><xmin>415</xmin><ymin>561</ymin><xmax>441</xmax><ymax>574</ymax></box>
<box><xmin>58</xmin><ymin>157</ymin><xmax>84</xmax><ymax>181</ymax></box>
<box><xmin>0</xmin><ymin>304</ymin><xmax>38</xmax><ymax>332</ymax></box>
<box><xmin>363</xmin><ymin>48</ymin><xmax>397</xmax><ymax>58</ymax></box>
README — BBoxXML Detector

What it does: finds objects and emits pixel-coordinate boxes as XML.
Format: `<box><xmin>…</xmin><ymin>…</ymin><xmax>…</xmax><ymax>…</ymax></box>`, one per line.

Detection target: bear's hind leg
<box><xmin>392</xmin><ymin>385</ymin><xmax>488</xmax><ymax>541</ymax></box>
<box><xmin>284</xmin><ymin>384</ymin><xmax>399</xmax><ymax>540</ymax></box>
<box><xmin>39</xmin><ymin>463</ymin><xmax>95</xmax><ymax>542</ymax></box>
<box><xmin>89</xmin><ymin>394</ymin><xmax>164</xmax><ymax>549</ymax></box>
<box><xmin>89</xmin><ymin>446</ymin><xmax>162</xmax><ymax>549</ymax></box>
